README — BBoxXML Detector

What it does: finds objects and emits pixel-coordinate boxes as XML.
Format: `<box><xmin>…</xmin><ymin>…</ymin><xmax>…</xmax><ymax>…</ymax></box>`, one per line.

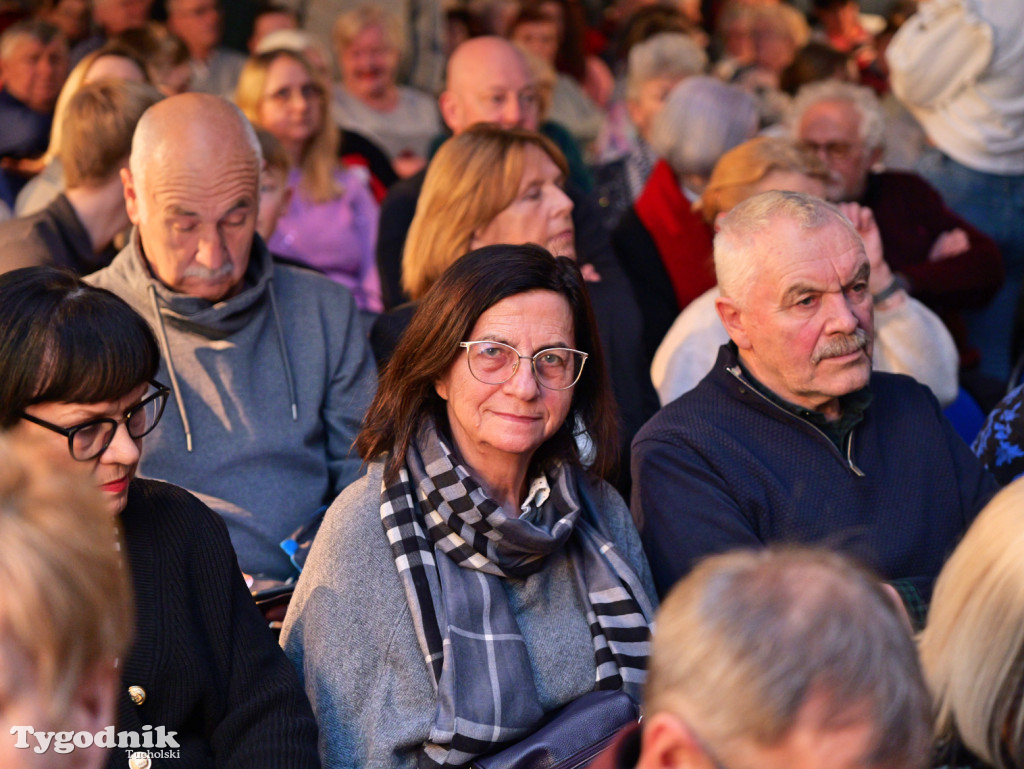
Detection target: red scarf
<box><xmin>634</xmin><ymin>160</ymin><xmax>716</xmax><ymax>312</ymax></box>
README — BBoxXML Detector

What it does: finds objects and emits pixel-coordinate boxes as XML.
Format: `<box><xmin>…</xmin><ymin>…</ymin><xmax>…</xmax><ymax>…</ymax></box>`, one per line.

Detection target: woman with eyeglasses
<box><xmin>235</xmin><ymin>48</ymin><xmax>382</xmax><ymax>314</ymax></box>
<box><xmin>0</xmin><ymin>267</ymin><xmax>320</xmax><ymax>767</ymax></box>
<box><xmin>282</xmin><ymin>244</ymin><xmax>657</xmax><ymax>769</ymax></box>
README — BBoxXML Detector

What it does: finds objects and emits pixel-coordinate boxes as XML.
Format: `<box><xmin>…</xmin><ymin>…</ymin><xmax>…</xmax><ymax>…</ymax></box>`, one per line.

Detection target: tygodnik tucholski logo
<box><xmin>9</xmin><ymin>724</ymin><xmax>180</xmax><ymax>758</ymax></box>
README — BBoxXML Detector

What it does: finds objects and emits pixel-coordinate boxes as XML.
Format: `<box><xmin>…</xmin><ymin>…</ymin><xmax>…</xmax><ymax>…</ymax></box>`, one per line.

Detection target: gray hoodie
<box><xmin>89</xmin><ymin>232</ymin><xmax>377</xmax><ymax>580</ymax></box>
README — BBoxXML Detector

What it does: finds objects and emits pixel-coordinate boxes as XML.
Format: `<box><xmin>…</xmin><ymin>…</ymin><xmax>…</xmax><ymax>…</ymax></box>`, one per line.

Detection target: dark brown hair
<box><xmin>357</xmin><ymin>243</ymin><xmax>618</xmax><ymax>482</ymax></box>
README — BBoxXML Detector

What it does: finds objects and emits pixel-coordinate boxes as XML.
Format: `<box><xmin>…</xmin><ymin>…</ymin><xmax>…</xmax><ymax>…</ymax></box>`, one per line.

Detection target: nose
<box><xmin>502</xmin><ymin>356</ymin><xmax>541</xmax><ymax>400</ymax></box>
<box><xmin>100</xmin><ymin>421</ymin><xmax>141</xmax><ymax>467</ymax></box>
<box><xmin>499</xmin><ymin>97</ymin><xmax>522</xmax><ymax>130</ymax></box>
<box><xmin>551</xmin><ymin>186</ymin><xmax>573</xmax><ymax>218</ymax></box>
<box><xmin>195</xmin><ymin>225</ymin><xmax>227</xmax><ymax>269</ymax></box>
<box><xmin>823</xmin><ymin>291</ymin><xmax>859</xmax><ymax>335</ymax></box>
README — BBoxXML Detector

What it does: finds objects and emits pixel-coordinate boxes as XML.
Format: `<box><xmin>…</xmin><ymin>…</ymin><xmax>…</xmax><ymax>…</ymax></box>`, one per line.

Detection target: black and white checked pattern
<box><xmin>380</xmin><ymin>420</ymin><xmax>654</xmax><ymax>768</ymax></box>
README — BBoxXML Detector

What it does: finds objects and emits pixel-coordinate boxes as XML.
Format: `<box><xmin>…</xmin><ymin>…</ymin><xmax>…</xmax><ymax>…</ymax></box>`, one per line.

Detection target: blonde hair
<box><xmin>648</xmin><ymin>547</ymin><xmax>930</xmax><ymax>769</ymax></box>
<box><xmin>0</xmin><ymin>434</ymin><xmax>132</xmax><ymax>721</ymax></box>
<box><xmin>699</xmin><ymin>136</ymin><xmax>829</xmax><ymax>224</ymax></box>
<box><xmin>920</xmin><ymin>479</ymin><xmax>1024</xmax><ymax>769</ymax></box>
<box><xmin>402</xmin><ymin>124</ymin><xmax>568</xmax><ymax>300</ymax></box>
<box><xmin>235</xmin><ymin>48</ymin><xmax>340</xmax><ymax>204</ymax></box>
<box><xmin>332</xmin><ymin>4</ymin><xmax>405</xmax><ymax>57</ymax></box>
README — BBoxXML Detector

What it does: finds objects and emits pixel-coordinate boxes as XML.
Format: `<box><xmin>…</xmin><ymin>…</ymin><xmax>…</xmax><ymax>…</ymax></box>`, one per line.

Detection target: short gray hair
<box><xmin>0</xmin><ymin>19</ymin><xmax>64</xmax><ymax>61</ymax></box>
<box><xmin>646</xmin><ymin>548</ymin><xmax>931</xmax><ymax>769</ymax></box>
<box><xmin>648</xmin><ymin>76</ymin><xmax>758</xmax><ymax>180</ymax></box>
<box><xmin>789</xmin><ymin>80</ymin><xmax>885</xmax><ymax>151</ymax></box>
<box><xmin>625</xmin><ymin>32</ymin><xmax>707</xmax><ymax>101</ymax></box>
<box><xmin>714</xmin><ymin>190</ymin><xmax>858</xmax><ymax>303</ymax></box>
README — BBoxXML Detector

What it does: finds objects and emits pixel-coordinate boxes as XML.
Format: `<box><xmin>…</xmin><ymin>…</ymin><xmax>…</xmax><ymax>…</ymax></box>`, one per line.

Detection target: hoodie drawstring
<box><xmin>148</xmin><ymin>284</ymin><xmax>194</xmax><ymax>452</ymax></box>
<box><xmin>268</xmin><ymin>279</ymin><xmax>299</xmax><ymax>422</ymax></box>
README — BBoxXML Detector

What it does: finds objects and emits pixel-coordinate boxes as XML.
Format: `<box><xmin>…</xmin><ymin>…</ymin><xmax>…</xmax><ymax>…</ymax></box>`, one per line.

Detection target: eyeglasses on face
<box><xmin>459</xmin><ymin>341</ymin><xmax>587</xmax><ymax>390</ymax></box>
<box><xmin>20</xmin><ymin>381</ymin><xmax>171</xmax><ymax>461</ymax></box>
<box><xmin>800</xmin><ymin>139</ymin><xmax>857</xmax><ymax>161</ymax></box>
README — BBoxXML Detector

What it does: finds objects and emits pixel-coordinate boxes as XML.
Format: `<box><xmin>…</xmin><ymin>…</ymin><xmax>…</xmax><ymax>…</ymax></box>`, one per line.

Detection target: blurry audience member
<box><xmin>712</xmin><ymin>1</ymin><xmax>756</xmax><ymax>81</ymax></box>
<box><xmin>920</xmin><ymin>478</ymin><xmax>1024</xmax><ymax>769</ymax></box>
<box><xmin>378</xmin><ymin>123</ymin><xmax>657</xmax><ymax>494</ymax></box>
<box><xmin>652</xmin><ymin>137</ymin><xmax>958</xmax><ymax>407</ymax></box>
<box><xmin>510</xmin><ymin>6</ymin><xmax>604</xmax><ymax>153</ymax></box>
<box><xmin>284</xmin><ymin>244</ymin><xmax>655</xmax><ymax>768</ymax></box>
<box><xmin>117</xmin><ymin>23</ymin><xmax>192</xmax><ymax>96</ymax></box>
<box><xmin>0</xmin><ymin>266</ymin><xmax>321</xmax><ymax>766</ymax></box>
<box><xmin>812</xmin><ymin>0</ymin><xmax>873</xmax><ymax>58</ymax></box>
<box><xmin>237</xmin><ymin>48</ymin><xmax>382</xmax><ymax>312</ymax></box>
<box><xmin>68</xmin><ymin>0</ymin><xmax>152</xmax><ymax>64</ymax></box>
<box><xmin>88</xmin><ymin>93</ymin><xmax>377</xmax><ymax>581</ymax></box>
<box><xmin>15</xmin><ymin>42</ymin><xmax>148</xmax><ymax>216</ymax></box>
<box><xmin>0</xmin><ymin>21</ymin><xmax>68</xmax><ymax>186</ymax></box>
<box><xmin>331</xmin><ymin>5</ymin><xmax>440</xmax><ymax>177</ymax></box>
<box><xmin>247</xmin><ymin>3</ymin><xmax>298</xmax><ymax>53</ymax></box>
<box><xmin>779</xmin><ymin>40</ymin><xmax>856</xmax><ymax>95</ymax></box>
<box><xmin>592</xmin><ymin>547</ymin><xmax>931</xmax><ymax>769</ymax></box>
<box><xmin>889</xmin><ymin>0</ymin><xmax>1024</xmax><ymax>384</ymax></box>
<box><xmin>593</xmin><ymin>32</ymin><xmax>707</xmax><ymax>221</ymax></box>
<box><xmin>632</xmin><ymin>190</ymin><xmax>997</xmax><ymax>619</ymax></box>
<box><xmin>612</xmin><ymin>76</ymin><xmax>757</xmax><ymax>363</ymax></box>
<box><xmin>0</xmin><ymin>81</ymin><xmax>160</xmax><ymax>275</ymax></box>
<box><xmin>166</xmin><ymin>0</ymin><xmax>245</xmax><ymax>96</ymax></box>
<box><xmin>254</xmin><ymin>127</ymin><xmax>292</xmax><ymax>243</ymax></box>
<box><xmin>735</xmin><ymin>4</ymin><xmax>810</xmax><ymax>125</ymax></box>
<box><xmin>791</xmin><ymin>80</ymin><xmax>1003</xmax><ymax>372</ymax></box>
<box><xmin>0</xmin><ymin>433</ymin><xmax>131</xmax><ymax>769</ymax></box>
<box><xmin>35</xmin><ymin>0</ymin><xmax>90</xmax><ymax>45</ymax></box>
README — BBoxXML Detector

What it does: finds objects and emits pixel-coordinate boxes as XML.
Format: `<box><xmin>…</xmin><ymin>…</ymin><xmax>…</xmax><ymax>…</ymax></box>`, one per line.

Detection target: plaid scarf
<box><xmin>380</xmin><ymin>420</ymin><xmax>654</xmax><ymax>769</ymax></box>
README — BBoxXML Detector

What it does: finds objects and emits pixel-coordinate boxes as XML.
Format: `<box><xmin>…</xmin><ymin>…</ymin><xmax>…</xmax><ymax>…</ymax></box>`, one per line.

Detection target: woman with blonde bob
<box><xmin>235</xmin><ymin>48</ymin><xmax>382</xmax><ymax>312</ymax></box>
<box><xmin>402</xmin><ymin>123</ymin><xmax>573</xmax><ymax>301</ymax></box>
<box><xmin>919</xmin><ymin>477</ymin><xmax>1024</xmax><ymax>769</ymax></box>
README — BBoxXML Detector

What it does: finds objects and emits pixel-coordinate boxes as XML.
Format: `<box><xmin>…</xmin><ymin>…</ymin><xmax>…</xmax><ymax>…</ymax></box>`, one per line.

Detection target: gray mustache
<box><xmin>183</xmin><ymin>263</ymin><xmax>234</xmax><ymax>280</ymax></box>
<box><xmin>814</xmin><ymin>328</ymin><xmax>870</xmax><ymax>363</ymax></box>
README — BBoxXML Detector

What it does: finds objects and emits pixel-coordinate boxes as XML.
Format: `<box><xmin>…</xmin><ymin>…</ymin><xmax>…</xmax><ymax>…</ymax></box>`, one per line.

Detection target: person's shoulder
<box><xmin>870</xmin><ymin>370</ymin><xmax>942</xmax><ymax>412</ymax></box>
<box><xmin>124</xmin><ymin>477</ymin><xmax>230</xmax><ymax>539</ymax></box>
<box><xmin>866</xmin><ymin>169</ymin><xmax>941</xmax><ymax>200</ymax></box>
<box><xmin>0</xmin><ymin>207</ymin><xmax>50</xmax><ymax>267</ymax></box>
<box><xmin>273</xmin><ymin>260</ymin><xmax>359</xmax><ymax>309</ymax></box>
<box><xmin>383</xmin><ymin>169</ymin><xmax>425</xmax><ymax>205</ymax></box>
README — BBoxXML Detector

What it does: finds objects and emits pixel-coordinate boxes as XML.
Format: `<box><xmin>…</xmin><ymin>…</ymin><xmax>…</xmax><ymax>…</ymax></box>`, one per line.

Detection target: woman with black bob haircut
<box><xmin>282</xmin><ymin>244</ymin><xmax>657</xmax><ymax>768</ymax></box>
<box><xmin>0</xmin><ymin>266</ymin><xmax>320</xmax><ymax>767</ymax></box>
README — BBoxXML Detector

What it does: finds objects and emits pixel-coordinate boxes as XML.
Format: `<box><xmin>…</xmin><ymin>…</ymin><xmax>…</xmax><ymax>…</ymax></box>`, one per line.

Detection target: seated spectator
<box><xmin>248</xmin><ymin>3</ymin><xmax>298</xmax><ymax>53</ymax></box>
<box><xmin>779</xmin><ymin>40</ymin><xmax>857</xmax><ymax>96</ymax></box>
<box><xmin>0</xmin><ymin>21</ymin><xmax>69</xmax><ymax>196</ymax></box>
<box><xmin>0</xmin><ymin>433</ymin><xmax>130</xmax><ymax>769</ymax></box>
<box><xmin>0</xmin><ymin>266</ymin><xmax>321</xmax><ymax>767</ymax></box>
<box><xmin>611</xmin><ymin>76</ymin><xmax>758</xmax><ymax>363</ymax></box>
<box><xmin>510</xmin><ymin>6</ymin><xmax>604</xmax><ymax>153</ymax></box>
<box><xmin>0</xmin><ymin>80</ymin><xmax>160</xmax><ymax>275</ymax></box>
<box><xmin>117</xmin><ymin>23</ymin><xmax>193</xmax><ymax>96</ymax></box>
<box><xmin>68</xmin><ymin>0</ymin><xmax>151</xmax><ymax>65</ymax></box>
<box><xmin>632</xmin><ymin>190</ymin><xmax>998</xmax><ymax>622</ymax></box>
<box><xmin>283</xmin><ymin>244</ymin><xmax>656</xmax><ymax>768</ymax></box>
<box><xmin>379</xmin><ymin>123</ymin><xmax>656</xmax><ymax>494</ymax></box>
<box><xmin>888</xmin><ymin>0</ymin><xmax>1024</xmax><ymax>384</ymax></box>
<box><xmin>254</xmin><ymin>127</ymin><xmax>292</xmax><ymax>243</ymax></box>
<box><xmin>88</xmin><ymin>93</ymin><xmax>377</xmax><ymax>582</ymax></box>
<box><xmin>652</xmin><ymin>137</ymin><xmax>960</xmax><ymax>407</ymax></box>
<box><xmin>790</xmin><ymin>80</ymin><xmax>1004</xmax><ymax>372</ymax></box>
<box><xmin>236</xmin><ymin>48</ymin><xmax>382</xmax><ymax>312</ymax></box>
<box><xmin>331</xmin><ymin>5</ymin><xmax>441</xmax><ymax>178</ymax></box>
<box><xmin>735</xmin><ymin>4</ymin><xmax>810</xmax><ymax>126</ymax></box>
<box><xmin>593</xmin><ymin>547</ymin><xmax>930</xmax><ymax>769</ymax></box>
<box><xmin>14</xmin><ymin>43</ymin><xmax>149</xmax><ymax>216</ymax></box>
<box><xmin>166</xmin><ymin>0</ymin><xmax>245</xmax><ymax>96</ymax></box>
<box><xmin>592</xmin><ymin>32</ymin><xmax>707</xmax><ymax>222</ymax></box>
<box><xmin>35</xmin><ymin>0</ymin><xmax>90</xmax><ymax>47</ymax></box>
<box><xmin>919</xmin><ymin>477</ymin><xmax>1024</xmax><ymax>769</ymax></box>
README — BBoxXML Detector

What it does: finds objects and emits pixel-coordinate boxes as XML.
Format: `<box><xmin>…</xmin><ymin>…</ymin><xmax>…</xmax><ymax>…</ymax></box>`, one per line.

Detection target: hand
<box><xmin>580</xmin><ymin>263</ymin><xmax>601</xmax><ymax>282</ymax></box>
<box><xmin>927</xmin><ymin>228</ymin><xmax>970</xmax><ymax>262</ymax></box>
<box><xmin>837</xmin><ymin>202</ymin><xmax>891</xmax><ymax>293</ymax></box>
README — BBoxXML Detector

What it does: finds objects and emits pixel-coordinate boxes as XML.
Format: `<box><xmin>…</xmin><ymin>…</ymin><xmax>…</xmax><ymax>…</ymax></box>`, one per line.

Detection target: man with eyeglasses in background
<box><xmin>790</xmin><ymin>80</ymin><xmax>1003</xmax><ymax>386</ymax></box>
<box><xmin>88</xmin><ymin>92</ymin><xmax>377</xmax><ymax>584</ymax></box>
<box><xmin>590</xmin><ymin>547</ymin><xmax>932</xmax><ymax>769</ymax></box>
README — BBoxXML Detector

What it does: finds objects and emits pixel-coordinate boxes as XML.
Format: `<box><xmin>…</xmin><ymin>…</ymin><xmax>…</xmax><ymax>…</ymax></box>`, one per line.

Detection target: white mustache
<box><xmin>183</xmin><ymin>262</ymin><xmax>234</xmax><ymax>280</ymax></box>
<box><xmin>813</xmin><ymin>328</ymin><xmax>870</xmax><ymax>363</ymax></box>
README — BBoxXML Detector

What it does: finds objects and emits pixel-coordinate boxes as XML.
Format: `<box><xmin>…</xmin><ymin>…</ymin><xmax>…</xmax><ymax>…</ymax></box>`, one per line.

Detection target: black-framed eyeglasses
<box><xmin>459</xmin><ymin>341</ymin><xmax>587</xmax><ymax>390</ymax></box>
<box><xmin>20</xmin><ymin>381</ymin><xmax>170</xmax><ymax>461</ymax></box>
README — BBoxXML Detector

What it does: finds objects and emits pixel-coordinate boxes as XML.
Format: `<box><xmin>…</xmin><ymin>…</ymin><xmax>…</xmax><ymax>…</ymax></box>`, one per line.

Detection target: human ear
<box><xmin>636</xmin><ymin>712</ymin><xmax>715</xmax><ymax>769</ymax></box>
<box><xmin>715</xmin><ymin>295</ymin><xmax>752</xmax><ymax>350</ymax></box>
<box><xmin>121</xmin><ymin>167</ymin><xmax>141</xmax><ymax>226</ymax></box>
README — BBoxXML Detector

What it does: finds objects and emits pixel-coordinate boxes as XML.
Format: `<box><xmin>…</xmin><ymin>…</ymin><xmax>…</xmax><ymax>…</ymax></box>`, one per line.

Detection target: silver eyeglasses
<box><xmin>459</xmin><ymin>341</ymin><xmax>588</xmax><ymax>390</ymax></box>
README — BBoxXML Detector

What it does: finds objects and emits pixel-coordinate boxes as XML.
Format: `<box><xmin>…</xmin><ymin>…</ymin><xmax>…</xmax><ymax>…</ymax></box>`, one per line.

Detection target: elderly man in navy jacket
<box><xmin>631</xmin><ymin>190</ymin><xmax>997</xmax><ymax>625</ymax></box>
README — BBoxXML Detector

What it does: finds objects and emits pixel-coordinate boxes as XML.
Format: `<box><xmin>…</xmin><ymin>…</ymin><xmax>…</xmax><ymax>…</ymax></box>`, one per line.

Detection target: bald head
<box><xmin>124</xmin><ymin>93</ymin><xmax>262</xmax><ymax>302</ymax></box>
<box><xmin>440</xmin><ymin>36</ymin><xmax>539</xmax><ymax>133</ymax></box>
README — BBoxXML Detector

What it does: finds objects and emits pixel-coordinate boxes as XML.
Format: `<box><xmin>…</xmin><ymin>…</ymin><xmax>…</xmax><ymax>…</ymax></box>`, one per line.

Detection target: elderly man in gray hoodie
<box><xmin>89</xmin><ymin>93</ymin><xmax>377</xmax><ymax>581</ymax></box>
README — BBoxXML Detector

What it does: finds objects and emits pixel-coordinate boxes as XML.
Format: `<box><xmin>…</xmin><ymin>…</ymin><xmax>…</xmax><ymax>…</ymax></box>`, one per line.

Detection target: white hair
<box><xmin>625</xmin><ymin>32</ymin><xmax>707</xmax><ymax>101</ymax></box>
<box><xmin>648</xmin><ymin>76</ymin><xmax>759</xmax><ymax>180</ymax></box>
<box><xmin>714</xmin><ymin>190</ymin><xmax>859</xmax><ymax>304</ymax></box>
<box><xmin>788</xmin><ymin>80</ymin><xmax>885</xmax><ymax>151</ymax></box>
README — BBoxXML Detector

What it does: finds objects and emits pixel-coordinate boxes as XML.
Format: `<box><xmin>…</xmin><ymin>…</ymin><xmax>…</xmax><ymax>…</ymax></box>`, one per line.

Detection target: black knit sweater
<box><xmin>631</xmin><ymin>344</ymin><xmax>999</xmax><ymax>601</ymax></box>
<box><xmin>107</xmin><ymin>479</ymin><xmax>320</xmax><ymax>768</ymax></box>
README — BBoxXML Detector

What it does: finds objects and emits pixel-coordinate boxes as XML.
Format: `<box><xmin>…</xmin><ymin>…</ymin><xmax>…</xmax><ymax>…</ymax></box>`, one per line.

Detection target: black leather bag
<box><xmin>470</xmin><ymin>689</ymin><xmax>640</xmax><ymax>769</ymax></box>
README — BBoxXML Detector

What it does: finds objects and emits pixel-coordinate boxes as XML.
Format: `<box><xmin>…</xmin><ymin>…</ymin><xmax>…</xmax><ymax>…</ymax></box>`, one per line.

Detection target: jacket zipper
<box><xmin>726</xmin><ymin>366</ymin><xmax>866</xmax><ymax>477</ymax></box>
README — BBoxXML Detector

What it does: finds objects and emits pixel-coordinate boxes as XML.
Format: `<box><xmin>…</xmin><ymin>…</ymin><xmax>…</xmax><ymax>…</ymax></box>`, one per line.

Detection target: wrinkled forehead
<box><xmin>142</xmin><ymin>148</ymin><xmax>258</xmax><ymax>209</ymax></box>
<box><xmin>759</xmin><ymin>217</ymin><xmax>867</xmax><ymax>287</ymax></box>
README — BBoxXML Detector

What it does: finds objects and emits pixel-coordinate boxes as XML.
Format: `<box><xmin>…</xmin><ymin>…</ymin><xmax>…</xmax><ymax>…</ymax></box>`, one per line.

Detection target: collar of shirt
<box><xmin>735</xmin><ymin>352</ymin><xmax>873</xmax><ymax>451</ymax></box>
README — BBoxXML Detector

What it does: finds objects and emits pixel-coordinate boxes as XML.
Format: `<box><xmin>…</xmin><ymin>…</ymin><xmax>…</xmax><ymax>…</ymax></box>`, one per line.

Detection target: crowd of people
<box><xmin>0</xmin><ymin>0</ymin><xmax>1023</xmax><ymax>768</ymax></box>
